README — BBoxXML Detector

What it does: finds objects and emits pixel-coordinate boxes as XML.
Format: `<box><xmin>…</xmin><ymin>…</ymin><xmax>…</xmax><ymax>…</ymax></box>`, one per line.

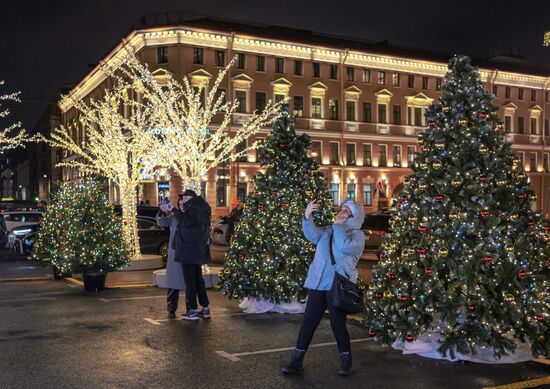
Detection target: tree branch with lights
<box><xmin>0</xmin><ymin>80</ymin><xmax>27</xmax><ymax>154</ymax></box>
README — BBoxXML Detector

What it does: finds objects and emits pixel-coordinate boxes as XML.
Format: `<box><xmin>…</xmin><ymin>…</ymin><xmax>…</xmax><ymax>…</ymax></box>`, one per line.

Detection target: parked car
<box><xmin>10</xmin><ymin>223</ymin><xmax>40</xmax><ymax>254</ymax></box>
<box><xmin>361</xmin><ymin>212</ymin><xmax>391</xmax><ymax>252</ymax></box>
<box><xmin>136</xmin><ymin>216</ymin><xmax>170</xmax><ymax>260</ymax></box>
<box><xmin>0</xmin><ymin>200</ymin><xmax>44</xmax><ymax>212</ymax></box>
<box><xmin>2</xmin><ymin>211</ymin><xmax>43</xmax><ymax>234</ymax></box>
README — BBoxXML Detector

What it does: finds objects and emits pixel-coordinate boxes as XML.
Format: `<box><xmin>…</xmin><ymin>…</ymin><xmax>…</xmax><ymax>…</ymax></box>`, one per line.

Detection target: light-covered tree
<box><xmin>0</xmin><ymin>80</ymin><xmax>27</xmax><ymax>153</ymax></box>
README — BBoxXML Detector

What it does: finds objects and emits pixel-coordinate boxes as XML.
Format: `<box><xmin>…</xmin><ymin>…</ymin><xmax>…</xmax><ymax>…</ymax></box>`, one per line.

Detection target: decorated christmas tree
<box><xmin>220</xmin><ymin>106</ymin><xmax>334</xmax><ymax>304</ymax></box>
<box><xmin>33</xmin><ymin>180</ymin><xmax>128</xmax><ymax>274</ymax></box>
<box><xmin>364</xmin><ymin>55</ymin><xmax>549</xmax><ymax>359</ymax></box>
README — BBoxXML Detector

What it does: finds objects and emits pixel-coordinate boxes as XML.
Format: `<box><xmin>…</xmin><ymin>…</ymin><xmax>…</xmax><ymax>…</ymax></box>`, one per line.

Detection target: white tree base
<box><xmin>392</xmin><ymin>329</ymin><xmax>533</xmax><ymax>364</ymax></box>
<box><xmin>119</xmin><ymin>255</ymin><xmax>163</xmax><ymax>271</ymax></box>
<box><xmin>153</xmin><ymin>267</ymin><xmax>221</xmax><ymax>289</ymax></box>
<box><xmin>239</xmin><ymin>297</ymin><xmax>305</xmax><ymax>314</ymax></box>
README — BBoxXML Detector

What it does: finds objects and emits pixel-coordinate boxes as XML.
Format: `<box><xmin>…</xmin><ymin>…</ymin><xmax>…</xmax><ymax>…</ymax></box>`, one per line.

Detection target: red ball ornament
<box><xmin>425</xmin><ymin>268</ymin><xmax>433</xmax><ymax>276</ymax></box>
<box><xmin>368</xmin><ymin>329</ymin><xmax>376</xmax><ymax>337</ymax></box>
<box><xmin>544</xmin><ymin>226</ymin><xmax>550</xmax><ymax>232</ymax></box>
<box><xmin>429</xmin><ymin>120</ymin><xmax>436</xmax><ymax>128</ymax></box>
<box><xmin>479</xmin><ymin>175</ymin><xmax>487</xmax><ymax>182</ymax></box>
<box><xmin>518</xmin><ymin>270</ymin><xmax>526</xmax><ymax>279</ymax></box>
<box><xmin>279</xmin><ymin>143</ymin><xmax>286</xmax><ymax>150</ymax></box>
<box><xmin>483</xmin><ymin>256</ymin><xmax>494</xmax><ymax>263</ymax></box>
<box><xmin>123</xmin><ymin>221</ymin><xmax>128</xmax><ymax>226</ymax></box>
<box><xmin>281</xmin><ymin>201</ymin><xmax>287</xmax><ymax>209</ymax></box>
<box><xmin>518</xmin><ymin>192</ymin><xmax>527</xmax><ymax>201</ymax></box>
<box><xmin>406</xmin><ymin>334</ymin><xmax>414</xmax><ymax>342</ymax></box>
<box><xmin>536</xmin><ymin>315</ymin><xmax>545</xmax><ymax>322</ymax></box>
<box><xmin>254</xmin><ymin>219</ymin><xmax>260</xmax><ymax>225</ymax></box>
<box><xmin>388</xmin><ymin>273</ymin><xmax>397</xmax><ymax>280</ymax></box>
<box><xmin>435</xmin><ymin>194</ymin><xmax>444</xmax><ymax>202</ymax></box>
<box><xmin>399</xmin><ymin>295</ymin><xmax>408</xmax><ymax>302</ymax></box>
<box><xmin>402</xmin><ymin>196</ymin><xmax>409</xmax><ymax>203</ymax></box>
<box><xmin>480</xmin><ymin>210</ymin><xmax>490</xmax><ymax>217</ymax></box>
<box><xmin>259</xmin><ymin>203</ymin><xmax>265</xmax><ymax>210</ymax></box>
<box><xmin>527</xmin><ymin>219</ymin><xmax>535</xmax><ymax>227</ymax></box>
<box><xmin>379</xmin><ymin>252</ymin><xmax>389</xmax><ymax>260</ymax></box>
<box><xmin>547</xmin><ymin>260</ymin><xmax>550</xmax><ymax>268</ymax></box>
<box><xmin>239</xmin><ymin>253</ymin><xmax>245</xmax><ymax>260</ymax></box>
<box><xmin>376</xmin><ymin>292</ymin><xmax>383</xmax><ymax>299</ymax></box>
<box><xmin>109</xmin><ymin>239</ymin><xmax>114</xmax><ymax>244</ymax></box>
<box><xmin>467</xmin><ymin>304</ymin><xmax>476</xmax><ymax>312</ymax></box>
<box><xmin>416</xmin><ymin>247</ymin><xmax>426</xmax><ymax>255</ymax></box>
<box><xmin>419</xmin><ymin>225</ymin><xmax>428</xmax><ymax>233</ymax></box>
<box><xmin>272</xmin><ymin>191</ymin><xmax>278</xmax><ymax>197</ymax></box>
<box><xmin>479</xmin><ymin>112</ymin><xmax>487</xmax><ymax>119</ymax></box>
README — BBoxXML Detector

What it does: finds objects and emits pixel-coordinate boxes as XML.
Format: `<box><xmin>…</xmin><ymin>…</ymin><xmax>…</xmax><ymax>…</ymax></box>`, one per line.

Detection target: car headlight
<box><xmin>13</xmin><ymin>229</ymin><xmax>32</xmax><ymax>236</ymax></box>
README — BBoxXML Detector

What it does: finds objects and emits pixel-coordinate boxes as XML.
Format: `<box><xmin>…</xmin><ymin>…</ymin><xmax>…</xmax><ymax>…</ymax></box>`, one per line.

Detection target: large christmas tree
<box><xmin>220</xmin><ymin>106</ymin><xmax>334</xmax><ymax>303</ymax></box>
<box><xmin>364</xmin><ymin>56</ymin><xmax>549</xmax><ymax>359</ymax></box>
<box><xmin>33</xmin><ymin>180</ymin><xmax>128</xmax><ymax>274</ymax></box>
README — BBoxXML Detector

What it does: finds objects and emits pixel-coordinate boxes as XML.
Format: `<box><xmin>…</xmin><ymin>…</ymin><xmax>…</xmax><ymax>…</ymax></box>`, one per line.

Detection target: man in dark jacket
<box><xmin>173</xmin><ymin>189</ymin><xmax>212</xmax><ymax>320</ymax></box>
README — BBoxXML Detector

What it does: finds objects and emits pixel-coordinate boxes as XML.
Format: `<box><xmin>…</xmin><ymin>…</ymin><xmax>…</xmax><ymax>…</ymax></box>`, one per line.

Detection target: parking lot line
<box><xmin>216</xmin><ymin>338</ymin><xmax>373</xmax><ymax>362</ymax></box>
<box><xmin>483</xmin><ymin>376</ymin><xmax>550</xmax><ymax>389</ymax></box>
<box><xmin>144</xmin><ymin>318</ymin><xmax>162</xmax><ymax>326</ymax></box>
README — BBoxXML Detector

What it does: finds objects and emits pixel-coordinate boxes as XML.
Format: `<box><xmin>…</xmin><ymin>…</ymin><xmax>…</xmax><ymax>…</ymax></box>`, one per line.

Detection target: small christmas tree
<box><xmin>220</xmin><ymin>106</ymin><xmax>334</xmax><ymax>303</ymax></box>
<box><xmin>364</xmin><ymin>56</ymin><xmax>549</xmax><ymax>359</ymax></box>
<box><xmin>33</xmin><ymin>180</ymin><xmax>128</xmax><ymax>274</ymax></box>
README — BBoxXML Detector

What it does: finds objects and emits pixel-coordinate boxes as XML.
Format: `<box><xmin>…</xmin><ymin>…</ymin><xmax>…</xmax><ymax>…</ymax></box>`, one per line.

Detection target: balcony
<box><xmin>376</xmin><ymin>124</ymin><xmax>390</xmax><ymax>134</ymax></box>
<box><xmin>345</xmin><ymin>121</ymin><xmax>359</xmax><ymax>132</ymax></box>
<box><xmin>232</xmin><ymin>113</ymin><xmax>250</xmax><ymax>125</ymax></box>
<box><xmin>529</xmin><ymin>135</ymin><xmax>541</xmax><ymax>144</ymax></box>
<box><xmin>310</xmin><ymin>118</ymin><xmax>325</xmax><ymax>130</ymax></box>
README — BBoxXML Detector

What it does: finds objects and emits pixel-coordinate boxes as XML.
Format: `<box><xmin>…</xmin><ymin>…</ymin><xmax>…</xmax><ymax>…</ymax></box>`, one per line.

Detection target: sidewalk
<box><xmin>0</xmin><ymin>249</ymin><xmax>53</xmax><ymax>282</ymax></box>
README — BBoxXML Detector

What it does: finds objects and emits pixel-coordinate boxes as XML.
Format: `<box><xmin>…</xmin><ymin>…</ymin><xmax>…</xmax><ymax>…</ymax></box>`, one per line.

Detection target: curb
<box><xmin>65</xmin><ymin>277</ymin><xmax>156</xmax><ymax>289</ymax></box>
<box><xmin>0</xmin><ymin>276</ymin><xmax>54</xmax><ymax>283</ymax></box>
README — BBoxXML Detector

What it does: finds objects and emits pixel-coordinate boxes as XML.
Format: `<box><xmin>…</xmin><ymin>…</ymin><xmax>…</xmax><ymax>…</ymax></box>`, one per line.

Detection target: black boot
<box><xmin>282</xmin><ymin>348</ymin><xmax>305</xmax><ymax>374</ymax></box>
<box><xmin>338</xmin><ymin>352</ymin><xmax>352</xmax><ymax>376</ymax></box>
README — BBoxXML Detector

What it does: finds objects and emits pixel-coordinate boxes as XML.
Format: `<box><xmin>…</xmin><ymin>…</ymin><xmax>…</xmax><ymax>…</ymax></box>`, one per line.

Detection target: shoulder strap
<box><xmin>329</xmin><ymin>233</ymin><xmax>336</xmax><ymax>266</ymax></box>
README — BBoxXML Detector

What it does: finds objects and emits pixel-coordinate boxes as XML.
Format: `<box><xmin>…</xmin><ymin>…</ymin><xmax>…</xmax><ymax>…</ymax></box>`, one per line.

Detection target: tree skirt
<box><xmin>239</xmin><ymin>297</ymin><xmax>305</xmax><ymax>314</ymax></box>
<box><xmin>392</xmin><ymin>329</ymin><xmax>533</xmax><ymax>364</ymax></box>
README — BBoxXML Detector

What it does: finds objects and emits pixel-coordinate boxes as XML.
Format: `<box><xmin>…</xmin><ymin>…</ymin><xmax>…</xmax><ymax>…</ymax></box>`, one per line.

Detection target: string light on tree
<box><xmin>0</xmin><ymin>80</ymin><xmax>27</xmax><ymax>154</ymax></box>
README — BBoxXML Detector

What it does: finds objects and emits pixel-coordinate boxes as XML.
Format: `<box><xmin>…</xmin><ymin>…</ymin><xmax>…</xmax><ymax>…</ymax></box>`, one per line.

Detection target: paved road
<box><xmin>0</xmin><ymin>279</ymin><xmax>548</xmax><ymax>388</ymax></box>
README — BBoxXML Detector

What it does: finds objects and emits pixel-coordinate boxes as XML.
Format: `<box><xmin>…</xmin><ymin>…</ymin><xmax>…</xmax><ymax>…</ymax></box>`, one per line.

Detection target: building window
<box><xmin>256</xmin><ymin>92</ymin><xmax>266</xmax><ymax>112</ymax></box>
<box><xmin>347</xmin><ymin>183</ymin><xmax>356</xmax><ymax>200</ymax></box>
<box><xmin>236</xmin><ymin>139</ymin><xmax>247</xmax><ymax>162</ymax></box>
<box><xmin>236</xmin><ymin>53</ymin><xmax>245</xmax><ymax>69</ymax></box>
<box><xmin>237</xmin><ymin>182</ymin><xmax>248</xmax><ymax>203</ymax></box>
<box><xmin>518</xmin><ymin>88</ymin><xmax>524</xmax><ymax>100</ymax></box>
<box><xmin>546</xmin><ymin>90</ymin><xmax>549</xmax><ymax>103</ymax></box>
<box><xmin>294</xmin><ymin>60</ymin><xmax>303</xmax><ymax>76</ymax></box>
<box><xmin>505</xmin><ymin>87</ymin><xmax>511</xmax><ymax>99</ymax></box>
<box><xmin>346</xmin><ymin>66</ymin><xmax>355</xmax><ymax>81</ymax></box>
<box><xmin>157</xmin><ymin>46</ymin><xmax>168</xmax><ymax>64</ymax></box>
<box><xmin>310</xmin><ymin>141</ymin><xmax>322</xmax><ymax>164</ymax></box>
<box><xmin>311</xmin><ymin>97</ymin><xmax>322</xmax><ymax>119</ymax></box>
<box><xmin>531</xmin><ymin>118</ymin><xmax>538</xmax><ymax>135</ymax></box>
<box><xmin>330</xmin><ymin>142</ymin><xmax>340</xmax><ymax>165</ymax></box>
<box><xmin>492</xmin><ymin>84</ymin><xmax>498</xmax><ymax>97</ymax></box>
<box><xmin>293</xmin><ymin>96</ymin><xmax>303</xmax><ymax>117</ymax></box>
<box><xmin>407</xmin><ymin>107</ymin><xmax>412</xmax><ymax>125</ymax></box>
<box><xmin>215</xmin><ymin>50</ymin><xmax>225</xmax><ymax>67</ymax></box>
<box><xmin>256</xmin><ymin>55</ymin><xmax>265</xmax><ymax>71</ymax></box>
<box><xmin>362</xmin><ymin>69</ymin><xmax>371</xmax><ymax>83</ymax></box>
<box><xmin>255</xmin><ymin>138</ymin><xmax>265</xmax><ymax>161</ymax></box>
<box><xmin>545</xmin><ymin>119</ymin><xmax>549</xmax><ymax>136</ymax></box>
<box><xmin>216</xmin><ymin>168</ymin><xmax>229</xmax><ymax>207</ymax></box>
<box><xmin>518</xmin><ymin>152</ymin><xmax>524</xmax><ymax>167</ymax></box>
<box><xmin>378</xmin><ymin>71</ymin><xmax>386</xmax><ymax>85</ymax></box>
<box><xmin>392</xmin><ymin>73</ymin><xmax>400</xmax><ymax>87</ymax></box>
<box><xmin>275</xmin><ymin>94</ymin><xmax>285</xmax><ymax>104</ymax></box>
<box><xmin>363</xmin><ymin>185</ymin><xmax>373</xmax><ymax>206</ymax></box>
<box><xmin>408</xmin><ymin>74</ymin><xmax>415</xmax><ymax>88</ymax></box>
<box><xmin>329</xmin><ymin>99</ymin><xmax>339</xmax><ymax>120</ymax></box>
<box><xmin>275</xmin><ymin>58</ymin><xmax>284</xmax><ymax>73</ymax></box>
<box><xmin>422</xmin><ymin>76</ymin><xmax>429</xmax><ymax>90</ymax></box>
<box><xmin>435</xmin><ymin>78</ymin><xmax>442</xmax><ymax>91</ymax></box>
<box><xmin>346</xmin><ymin>143</ymin><xmax>356</xmax><ymax>166</ymax></box>
<box><xmin>346</xmin><ymin>101</ymin><xmax>355</xmax><ymax>121</ymax></box>
<box><xmin>393</xmin><ymin>145</ymin><xmax>402</xmax><ymax>167</ymax></box>
<box><xmin>330</xmin><ymin>64</ymin><xmax>338</xmax><ymax>80</ymax></box>
<box><xmin>505</xmin><ymin>115</ymin><xmax>512</xmax><ymax>133</ymax></box>
<box><xmin>331</xmin><ymin>183</ymin><xmax>340</xmax><ymax>206</ymax></box>
<box><xmin>407</xmin><ymin>146</ymin><xmax>416</xmax><ymax>164</ymax></box>
<box><xmin>531</xmin><ymin>89</ymin><xmax>537</xmax><ymax>101</ymax></box>
<box><xmin>378</xmin><ymin>145</ymin><xmax>387</xmax><ymax>167</ymax></box>
<box><xmin>378</xmin><ymin>104</ymin><xmax>387</xmax><ymax>124</ymax></box>
<box><xmin>312</xmin><ymin>62</ymin><xmax>321</xmax><ymax>77</ymax></box>
<box><xmin>544</xmin><ymin>153</ymin><xmax>550</xmax><ymax>172</ymax></box>
<box><xmin>517</xmin><ymin>117</ymin><xmax>524</xmax><ymax>134</ymax></box>
<box><xmin>363</xmin><ymin>144</ymin><xmax>372</xmax><ymax>166</ymax></box>
<box><xmin>530</xmin><ymin>153</ymin><xmax>537</xmax><ymax>171</ymax></box>
<box><xmin>193</xmin><ymin>47</ymin><xmax>204</xmax><ymax>64</ymax></box>
<box><xmin>393</xmin><ymin>105</ymin><xmax>401</xmax><ymax>125</ymax></box>
<box><xmin>235</xmin><ymin>91</ymin><xmax>247</xmax><ymax>113</ymax></box>
<box><xmin>363</xmin><ymin>102</ymin><xmax>372</xmax><ymax>122</ymax></box>
<box><xmin>414</xmin><ymin>107</ymin><xmax>422</xmax><ymax>126</ymax></box>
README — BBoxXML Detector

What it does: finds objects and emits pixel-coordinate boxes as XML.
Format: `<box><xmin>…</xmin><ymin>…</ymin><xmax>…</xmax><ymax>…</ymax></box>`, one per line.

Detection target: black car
<box><xmin>361</xmin><ymin>212</ymin><xmax>391</xmax><ymax>251</ymax></box>
<box><xmin>21</xmin><ymin>216</ymin><xmax>169</xmax><ymax>260</ymax></box>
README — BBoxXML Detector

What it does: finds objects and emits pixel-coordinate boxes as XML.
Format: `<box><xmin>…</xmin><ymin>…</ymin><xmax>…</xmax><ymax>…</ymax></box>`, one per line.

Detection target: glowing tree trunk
<box><xmin>120</xmin><ymin>180</ymin><xmax>140</xmax><ymax>259</ymax></box>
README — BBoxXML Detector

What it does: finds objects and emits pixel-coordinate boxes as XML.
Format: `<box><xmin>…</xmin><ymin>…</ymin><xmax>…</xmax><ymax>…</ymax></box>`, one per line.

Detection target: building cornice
<box><xmin>60</xmin><ymin>25</ymin><xmax>550</xmax><ymax>112</ymax></box>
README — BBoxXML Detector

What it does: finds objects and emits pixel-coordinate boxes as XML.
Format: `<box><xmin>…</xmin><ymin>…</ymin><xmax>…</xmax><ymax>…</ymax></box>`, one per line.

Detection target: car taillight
<box><xmin>213</xmin><ymin>227</ymin><xmax>223</xmax><ymax>234</ymax></box>
<box><xmin>371</xmin><ymin>230</ymin><xmax>386</xmax><ymax>237</ymax></box>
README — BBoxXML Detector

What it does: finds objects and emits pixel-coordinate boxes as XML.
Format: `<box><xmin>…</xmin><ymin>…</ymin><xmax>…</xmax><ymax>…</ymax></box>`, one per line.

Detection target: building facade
<box><xmin>59</xmin><ymin>19</ymin><xmax>550</xmax><ymax>216</ymax></box>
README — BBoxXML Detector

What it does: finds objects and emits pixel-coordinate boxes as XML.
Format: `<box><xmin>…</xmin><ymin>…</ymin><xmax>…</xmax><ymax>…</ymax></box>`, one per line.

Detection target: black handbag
<box><xmin>328</xmin><ymin>236</ymin><xmax>364</xmax><ymax>314</ymax></box>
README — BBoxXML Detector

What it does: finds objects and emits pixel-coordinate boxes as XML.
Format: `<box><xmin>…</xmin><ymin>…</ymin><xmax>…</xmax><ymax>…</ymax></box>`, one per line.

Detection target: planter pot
<box><xmin>82</xmin><ymin>271</ymin><xmax>107</xmax><ymax>292</ymax></box>
<box><xmin>52</xmin><ymin>266</ymin><xmax>71</xmax><ymax>279</ymax></box>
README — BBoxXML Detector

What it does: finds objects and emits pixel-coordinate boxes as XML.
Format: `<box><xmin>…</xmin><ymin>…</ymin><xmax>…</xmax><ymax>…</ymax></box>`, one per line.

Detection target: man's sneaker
<box><xmin>199</xmin><ymin>307</ymin><xmax>211</xmax><ymax>319</ymax></box>
<box><xmin>181</xmin><ymin>309</ymin><xmax>200</xmax><ymax>320</ymax></box>
<box><xmin>168</xmin><ymin>311</ymin><xmax>176</xmax><ymax>319</ymax></box>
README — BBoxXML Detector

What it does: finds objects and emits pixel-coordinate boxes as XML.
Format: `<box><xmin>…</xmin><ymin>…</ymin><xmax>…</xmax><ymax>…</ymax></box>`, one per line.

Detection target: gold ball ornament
<box><xmin>368</xmin><ymin>284</ymin><xmax>376</xmax><ymax>291</ymax></box>
<box><xmin>417</xmin><ymin>137</ymin><xmax>425</xmax><ymax>146</ymax></box>
<box><xmin>505</xmin><ymin>294</ymin><xmax>515</xmax><ymax>303</ymax></box>
<box><xmin>419</xmin><ymin>162</ymin><xmax>428</xmax><ymax>170</ymax></box>
<box><xmin>409</xmin><ymin>216</ymin><xmax>419</xmax><ymax>224</ymax></box>
<box><xmin>383</xmin><ymin>290</ymin><xmax>392</xmax><ymax>299</ymax></box>
<box><xmin>419</xmin><ymin>183</ymin><xmax>428</xmax><ymax>191</ymax></box>
<box><xmin>505</xmin><ymin>245</ymin><xmax>514</xmax><ymax>253</ymax></box>
<box><xmin>254</xmin><ymin>271</ymin><xmax>261</xmax><ymax>278</ymax></box>
<box><xmin>438</xmin><ymin>247</ymin><xmax>449</xmax><ymax>257</ymax></box>
<box><xmin>510</xmin><ymin>213</ymin><xmax>519</xmax><ymax>221</ymax></box>
<box><xmin>425</xmin><ymin>305</ymin><xmax>435</xmax><ymax>314</ymax></box>
<box><xmin>458</xmin><ymin>119</ymin><xmax>468</xmax><ymax>126</ymax></box>
<box><xmin>516</xmin><ymin>172</ymin><xmax>526</xmax><ymax>180</ymax></box>
<box><xmin>496</xmin><ymin>179</ymin><xmax>507</xmax><ymax>187</ymax></box>
<box><xmin>512</xmin><ymin>158</ymin><xmax>521</xmax><ymax>168</ymax></box>
<box><xmin>432</xmin><ymin>160</ymin><xmax>443</xmax><ymax>170</ymax></box>
<box><xmin>442</xmin><ymin>106</ymin><xmax>451</xmax><ymax>113</ymax></box>
<box><xmin>451</xmin><ymin>178</ymin><xmax>462</xmax><ymax>188</ymax></box>
<box><xmin>495</xmin><ymin>123</ymin><xmax>504</xmax><ymax>131</ymax></box>
<box><xmin>479</xmin><ymin>145</ymin><xmax>489</xmax><ymax>154</ymax></box>
<box><xmin>449</xmin><ymin>211</ymin><xmax>461</xmax><ymax>221</ymax></box>
<box><xmin>435</xmin><ymin>143</ymin><xmax>445</xmax><ymax>150</ymax></box>
<box><xmin>529</xmin><ymin>193</ymin><xmax>537</xmax><ymax>202</ymax></box>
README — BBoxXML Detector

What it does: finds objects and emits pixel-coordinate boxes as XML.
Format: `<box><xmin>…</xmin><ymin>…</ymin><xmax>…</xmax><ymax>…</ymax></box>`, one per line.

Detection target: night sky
<box><xmin>1</xmin><ymin>0</ymin><xmax>549</xmax><ymax>143</ymax></box>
